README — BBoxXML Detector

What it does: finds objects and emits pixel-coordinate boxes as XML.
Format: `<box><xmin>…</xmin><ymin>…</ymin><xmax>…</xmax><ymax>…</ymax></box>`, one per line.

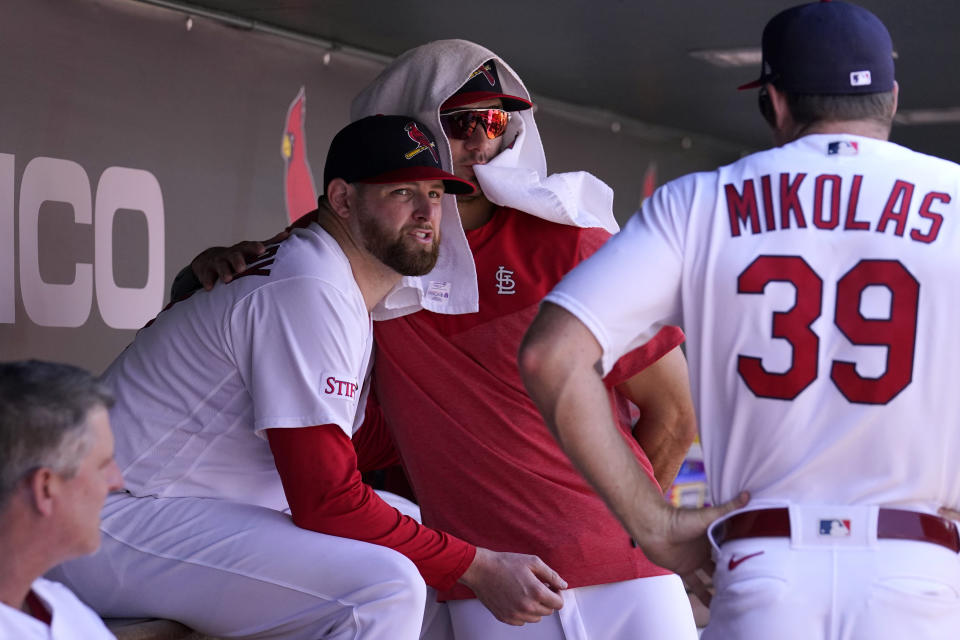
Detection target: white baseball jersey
<box><xmin>103</xmin><ymin>222</ymin><xmax>373</xmax><ymax>510</ymax></box>
<box><xmin>547</xmin><ymin>133</ymin><xmax>960</xmax><ymax>511</ymax></box>
<box><xmin>0</xmin><ymin>578</ymin><xmax>115</xmax><ymax>639</ymax></box>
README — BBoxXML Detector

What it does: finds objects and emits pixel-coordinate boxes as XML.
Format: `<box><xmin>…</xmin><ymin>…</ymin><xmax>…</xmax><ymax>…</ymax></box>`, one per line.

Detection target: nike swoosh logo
<box><xmin>728</xmin><ymin>551</ymin><xmax>765</xmax><ymax>571</ymax></box>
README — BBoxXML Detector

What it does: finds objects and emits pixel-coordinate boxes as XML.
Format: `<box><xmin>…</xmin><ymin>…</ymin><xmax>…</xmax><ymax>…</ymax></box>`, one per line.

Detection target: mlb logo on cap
<box><xmin>850</xmin><ymin>70</ymin><xmax>872</xmax><ymax>87</ymax></box>
<box><xmin>819</xmin><ymin>519</ymin><xmax>852</xmax><ymax>537</ymax></box>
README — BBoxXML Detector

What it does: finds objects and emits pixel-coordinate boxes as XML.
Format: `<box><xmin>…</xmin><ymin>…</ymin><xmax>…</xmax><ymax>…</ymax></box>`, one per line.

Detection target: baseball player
<box><xmin>49</xmin><ymin>115</ymin><xmax>568</xmax><ymax>640</ymax></box>
<box><xmin>520</xmin><ymin>2</ymin><xmax>960</xmax><ymax>638</ymax></box>
<box><xmin>182</xmin><ymin>41</ymin><xmax>701</xmax><ymax>639</ymax></box>
<box><xmin>0</xmin><ymin>360</ymin><xmax>122</xmax><ymax>640</ymax></box>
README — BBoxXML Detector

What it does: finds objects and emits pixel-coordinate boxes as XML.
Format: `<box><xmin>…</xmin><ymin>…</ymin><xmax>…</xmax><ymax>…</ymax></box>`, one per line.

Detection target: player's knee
<box><xmin>355</xmin><ymin>554</ymin><xmax>427</xmax><ymax>635</ymax></box>
<box><xmin>373</xmin><ymin>550</ymin><xmax>427</xmax><ymax>611</ymax></box>
<box><xmin>311</xmin><ymin>549</ymin><xmax>427</xmax><ymax>637</ymax></box>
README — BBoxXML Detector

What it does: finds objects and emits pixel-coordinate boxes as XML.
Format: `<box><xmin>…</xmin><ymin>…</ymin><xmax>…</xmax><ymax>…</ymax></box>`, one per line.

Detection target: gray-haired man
<box><xmin>0</xmin><ymin>360</ymin><xmax>123</xmax><ymax>639</ymax></box>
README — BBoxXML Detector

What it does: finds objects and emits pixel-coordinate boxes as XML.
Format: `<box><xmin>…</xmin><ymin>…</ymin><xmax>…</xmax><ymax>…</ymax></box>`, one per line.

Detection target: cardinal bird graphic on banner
<box><xmin>281</xmin><ymin>87</ymin><xmax>319</xmax><ymax>223</ymax></box>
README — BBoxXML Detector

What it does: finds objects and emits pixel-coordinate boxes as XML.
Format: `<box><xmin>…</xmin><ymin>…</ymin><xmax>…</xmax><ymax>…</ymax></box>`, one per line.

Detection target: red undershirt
<box><xmin>25</xmin><ymin>590</ymin><xmax>51</xmax><ymax>625</ymax></box>
<box><xmin>267</xmin><ymin>424</ymin><xmax>475</xmax><ymax>590</ymax></box>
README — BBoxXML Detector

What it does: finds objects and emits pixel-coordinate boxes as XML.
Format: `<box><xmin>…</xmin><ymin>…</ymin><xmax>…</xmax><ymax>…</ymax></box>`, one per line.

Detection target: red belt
<box><xmin>714</xmin><ymin>507</ymin><xmax>960</xmax><ymax>553</ymax></box>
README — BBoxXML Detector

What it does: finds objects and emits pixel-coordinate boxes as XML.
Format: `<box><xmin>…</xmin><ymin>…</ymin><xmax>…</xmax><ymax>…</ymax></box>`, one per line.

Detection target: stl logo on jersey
<box><xmin>495</xmin><ymin>266</ymin><xmax>516</xmax><ymax>295</ymax></box>
<box><xmin>819</xmin><ymin>519</ymin><xmax>852</xmax><ymax>537</ymax></box>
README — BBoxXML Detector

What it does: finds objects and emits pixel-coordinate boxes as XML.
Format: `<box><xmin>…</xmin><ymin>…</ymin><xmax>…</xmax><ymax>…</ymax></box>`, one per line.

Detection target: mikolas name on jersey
<box><xmin>725</xmin><ymin>172</ymin><xmax>948</xmax><ymax>244</ymax></box>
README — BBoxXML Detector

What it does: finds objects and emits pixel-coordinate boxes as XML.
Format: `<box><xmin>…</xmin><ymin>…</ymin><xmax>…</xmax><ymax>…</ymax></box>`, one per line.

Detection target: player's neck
<box><xmin>316</xmin><ymin>209</ymin><xmax>401</xmax><ymax>312</ymax></box>
<box><xmin>785</xmin><ymin>119</ymin><xmax>892</xmax><ymax>144</ymax></box>
<box><xmin>0</xmin><ymin>526</ymin><xmax>47</xmax><ymax>613</ymax></box>
<box><xmin>350</xmin><ymin>258</ymin><xmax>403</xmax><ymax>312</ymax></box>
<box><xmin>0</xmin><ymin>579</ymin><xmax>32</xmax><ymax>615</ymax></box>
<box><xmin>457</xmin><ymin>193</ymin><xmax>497</xmax><ymax>231</ymax></box>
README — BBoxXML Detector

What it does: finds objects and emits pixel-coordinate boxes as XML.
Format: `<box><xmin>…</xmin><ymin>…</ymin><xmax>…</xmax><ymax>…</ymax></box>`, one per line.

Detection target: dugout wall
<box><xmin>0</xmin><ymin>0</ymin><xmax>742</xmax><ymax>372</ymax></box>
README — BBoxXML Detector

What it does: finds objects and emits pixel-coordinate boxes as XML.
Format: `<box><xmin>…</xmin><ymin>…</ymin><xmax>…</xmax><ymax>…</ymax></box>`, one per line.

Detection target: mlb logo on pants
<box><xmin>819</xmin><ymin>519</ymin><xmax>851</xmax><ymax>537</ymax></box>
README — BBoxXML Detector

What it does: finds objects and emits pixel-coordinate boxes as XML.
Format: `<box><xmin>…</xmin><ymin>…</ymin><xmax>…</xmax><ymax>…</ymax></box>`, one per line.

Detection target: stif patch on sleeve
<box><xmin>321</xmin><ymin>373</ymin><xmax>360</xmax><ymax>401</ymax></box>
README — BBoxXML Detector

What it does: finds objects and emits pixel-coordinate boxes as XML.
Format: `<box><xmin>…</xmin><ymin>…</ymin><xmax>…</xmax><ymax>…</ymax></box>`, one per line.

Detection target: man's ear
<box><xmin>766</xmin><ymin>84</ymin><xmax>793</xmax><ymax>132</ymax></box>
<box><xmin>890</xmin><ymin>80</ymin><xmax>899</xmax><ymax>118</ymax></box>
<box><xmin>758</xmin><ymin>87</ymin><xmax>776</xmax><ymax>127</ymax></box>
<box><xmin>326</xmin><ymin>179</ymin><xmax>354</xmax><ymax>219</ymax></box>
<box><xmin>26</xmin><ymin>468</ymin><xmax>57</xmax><ymax>517</ymax></box>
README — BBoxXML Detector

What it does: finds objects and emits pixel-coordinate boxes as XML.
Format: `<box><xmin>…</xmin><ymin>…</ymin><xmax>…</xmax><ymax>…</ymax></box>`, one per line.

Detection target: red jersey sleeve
<box><xmin>353</xmin><ymin>392</ymin><xmax>401</xmax><ymax>472</ymax></box>
<box><xmin>267</xmin><ymin>425</ymin><xmax>476</xmax><ymax>590</ymax></box>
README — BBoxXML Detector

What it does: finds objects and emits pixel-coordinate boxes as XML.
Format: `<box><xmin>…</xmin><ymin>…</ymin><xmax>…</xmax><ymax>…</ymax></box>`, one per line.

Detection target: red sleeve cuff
<box><xmin>435</xmin><ymin>543</ymin><xmax>477</xmax><ymax>593</ymax></box>
<box><xmin>604</xmin><ymin>326</ymin><xmax>685</xmax><ymax>388</ymax></box>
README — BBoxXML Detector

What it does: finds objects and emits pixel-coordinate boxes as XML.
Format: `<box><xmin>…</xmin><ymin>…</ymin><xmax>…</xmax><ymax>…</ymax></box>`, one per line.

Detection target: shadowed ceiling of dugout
<box><xmin>175</xmin><ymin>0</ymin><xmax>960</xmax><ymax>165</ymax></box>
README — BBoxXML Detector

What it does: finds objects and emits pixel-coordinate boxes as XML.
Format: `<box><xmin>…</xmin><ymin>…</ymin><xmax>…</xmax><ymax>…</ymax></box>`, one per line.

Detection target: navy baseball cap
<box><xmin>323</xmin><ymin>115</ymin><xmax>474</xmax><ymax>195</ymax></box>
<box><xmin>739</xmin><ymin>0</ymin><xmax>895</xmax><ymax>94</ymax></box>
<box><xmin>440</xmin><ymin>60</ymin><xmax>533</xmax><ymax>112</ymax></box>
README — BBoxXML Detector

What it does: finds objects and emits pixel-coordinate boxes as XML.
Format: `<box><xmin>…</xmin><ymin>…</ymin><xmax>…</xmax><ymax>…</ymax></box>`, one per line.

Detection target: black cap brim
<box><xmin>441</xmin><ymin>91</ymin><xmax>532</xmax><ymax>112</ymax></box>
<box><xmin>358</xmin><ymin>166</ymin><xmax>475</xmax><ymax>195</ymax></box>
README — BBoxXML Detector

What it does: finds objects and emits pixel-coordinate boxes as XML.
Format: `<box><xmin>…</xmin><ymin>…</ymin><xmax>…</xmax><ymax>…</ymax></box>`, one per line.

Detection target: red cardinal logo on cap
<box><xmin>468</xmin><ymin>63</ymin><xmax>496</xmax><ymax>86</ymax></box>
<box><xmin>404</xmin><ymin>123</ymin><xmax>440</xmax><ymax>163</ymax></box>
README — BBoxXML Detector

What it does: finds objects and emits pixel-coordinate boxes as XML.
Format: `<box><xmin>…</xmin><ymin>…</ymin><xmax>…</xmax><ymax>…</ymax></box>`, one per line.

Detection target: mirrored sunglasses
<box><xmin>440</xmin><ymin>108</ymin><xmax>511</xmax><ymax>140</ymax></box>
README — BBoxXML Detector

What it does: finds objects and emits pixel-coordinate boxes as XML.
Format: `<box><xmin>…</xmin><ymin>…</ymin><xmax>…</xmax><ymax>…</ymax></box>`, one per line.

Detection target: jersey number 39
<box><xmin>737</xmin><ymin>256</ymin><xmax>918</xmax><ymax>405</ymax></box>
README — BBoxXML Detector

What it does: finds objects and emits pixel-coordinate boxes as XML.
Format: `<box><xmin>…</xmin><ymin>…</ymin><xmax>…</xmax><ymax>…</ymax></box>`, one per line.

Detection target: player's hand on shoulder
<box><xmin>192</xmin><ymin>231</ymin><xmax>290</xmax><ymax>290</ymax></box>
<box><xmin>458</xmin><ymin>547</ymin><xmax>567</xmax><ymax>626</ymax></box>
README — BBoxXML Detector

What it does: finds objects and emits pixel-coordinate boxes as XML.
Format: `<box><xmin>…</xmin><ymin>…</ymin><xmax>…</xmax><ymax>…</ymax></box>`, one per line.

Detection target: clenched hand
<box><xmin>458</xmin><ymin>547</ymin><xmax>567</xmax><ymax>625</ymax></box>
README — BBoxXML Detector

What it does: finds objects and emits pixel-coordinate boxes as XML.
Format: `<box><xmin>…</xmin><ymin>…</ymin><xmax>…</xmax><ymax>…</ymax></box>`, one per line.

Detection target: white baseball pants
<box><xmin>49</xmin><ymin>491</ymin><xmax>446</xmax><ymax>639</ymax></box>
<box><xmin>705</xmin><ymin>529</ymin><xmax>960</xmax><ymax>638</ymax></box>
<box><xmin>446</xmin><ymin>574</ymin><xmax>698</xmax><ymax>640</ymax></box>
